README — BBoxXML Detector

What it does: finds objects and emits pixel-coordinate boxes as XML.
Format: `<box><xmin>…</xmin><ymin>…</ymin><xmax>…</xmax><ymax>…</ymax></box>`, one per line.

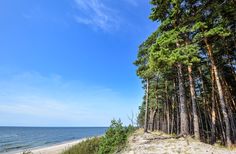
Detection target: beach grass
<box><xmin>62</xmin><ymin>137</ymin><xmax>101</xmax><ymax>154</ymax></box>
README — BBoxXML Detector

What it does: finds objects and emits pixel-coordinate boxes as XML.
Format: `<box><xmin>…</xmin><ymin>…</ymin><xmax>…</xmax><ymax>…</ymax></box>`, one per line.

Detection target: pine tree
<box><xmin>135</xmin><ymin>0</ymin><xmax>236</xmax><ymax>147</ymax></box>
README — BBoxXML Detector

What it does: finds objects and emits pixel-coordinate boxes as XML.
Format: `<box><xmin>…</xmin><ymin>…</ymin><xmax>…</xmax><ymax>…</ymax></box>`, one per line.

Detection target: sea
<box><xmin>0</xmin><ymin>127</ymin><xmax>108</xmax><ymax>154</ymax></box>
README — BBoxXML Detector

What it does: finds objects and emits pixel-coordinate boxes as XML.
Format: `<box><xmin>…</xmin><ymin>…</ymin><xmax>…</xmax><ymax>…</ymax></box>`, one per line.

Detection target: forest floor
<box><xmin>120</xmin><ymin>129</ymin><xmax>236</xmax><ymax>154</ymax></box>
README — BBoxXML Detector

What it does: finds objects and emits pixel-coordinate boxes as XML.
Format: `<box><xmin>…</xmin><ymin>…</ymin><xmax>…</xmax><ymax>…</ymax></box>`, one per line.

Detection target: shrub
<box><xmin>98</xmin><ymin>119</ymin><xmax>133</xmax><ymax>154</ymax></box>
<box><xmin>63</xmin><ymin>119</ymin><xmax>136</xmax><ymax>154</ymax></box>
<box><xmin>126</xmin><ymin>124</ymin><xmax>136</xmax><ymax>135</ymax></box>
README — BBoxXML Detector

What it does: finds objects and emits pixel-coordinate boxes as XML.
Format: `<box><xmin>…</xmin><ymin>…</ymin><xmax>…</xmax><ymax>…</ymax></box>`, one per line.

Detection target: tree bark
<box><xmin>144</xmin><ymin>79</ymin><xmax>149</xmax><ymax>133</ymax></box>
<box><xmin>177</xmin><ymin>62</ymin><xmax>189</xmax><ymax>135</ymax></box>
<box><xmin>157</xmin><ymin>107</ymin><xmax>160</xmax><ymax>130</ymax></box>
<box><xmin>165</xmin><ymin>81</ymin><xmax>170</xmax><ymax>134</ymax></box>
<box><xmin>174</xmin><ymin>80</ymin><xmax>180</xmax><ymax>134</ymax></box>
<box><xmin>150</xmin><ymin>109</ymin><xmax>157</xmax><ymax>131</ymax></box>
<box><xmin>222</xmin><ymin>78</ymin><xmax>236</xmax><ymax>142</ymax></box>
<box><xmin>171</xmin><ymin>97</ymin><xmax>175</xmax><ymax>134</ymax></box>
<box><xmin>204</xmin><ymin>38</ymin><xmax>232</xmax><ymax>147</ymax></box>
<box><xmin>211</xmin><ymin>67</ymin><xmax>216</xmax><ymax>144</ymax></box>
<box><xmin>188</xmin><ymin>65</ymin><xmax>200</xmax><ymax>139</ymax></box>
<box><xmin>216</xmin><ymin>98</ymin><xmax>226</xmax><ymax>144</ymax></box>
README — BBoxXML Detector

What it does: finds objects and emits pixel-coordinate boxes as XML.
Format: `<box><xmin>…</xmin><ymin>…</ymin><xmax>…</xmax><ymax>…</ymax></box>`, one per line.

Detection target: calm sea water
<box><xmin>0</xmin><ymin>127</ymin><xmax>107</xmax><ymax>154</ymax></box>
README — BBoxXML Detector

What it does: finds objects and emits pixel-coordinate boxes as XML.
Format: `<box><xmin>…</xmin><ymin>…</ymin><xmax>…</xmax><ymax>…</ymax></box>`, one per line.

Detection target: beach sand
<box><xmin>16</xmin><ymin>138</ymin><xmax>89</xmax><ymax>154</ymax></box>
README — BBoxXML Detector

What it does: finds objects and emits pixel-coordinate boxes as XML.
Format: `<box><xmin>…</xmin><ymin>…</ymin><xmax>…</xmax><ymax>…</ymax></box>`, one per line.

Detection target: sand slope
<box><xmin>121</xmin><ymin>129</ymin><xmax>236</xmax><ymax>154</ymax></box>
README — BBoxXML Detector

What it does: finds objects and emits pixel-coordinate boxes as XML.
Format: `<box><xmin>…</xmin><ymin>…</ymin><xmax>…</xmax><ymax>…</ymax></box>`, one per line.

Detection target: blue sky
<box><xmin>0</xmin><ymin>0</ymin><xmax>157</xmax><ymax>126</ymax></box>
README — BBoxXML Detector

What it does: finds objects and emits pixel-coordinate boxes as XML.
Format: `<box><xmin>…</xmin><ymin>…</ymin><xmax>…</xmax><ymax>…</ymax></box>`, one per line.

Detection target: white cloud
<box><xmin>74</xmin><ymin>0</ymin><xmax>121</xmax><ymax>31</ymax></box>
<box><xmin>0</xmin><ymin>71</ymin><xmax>138</xmax><ymax>126</ymax></box>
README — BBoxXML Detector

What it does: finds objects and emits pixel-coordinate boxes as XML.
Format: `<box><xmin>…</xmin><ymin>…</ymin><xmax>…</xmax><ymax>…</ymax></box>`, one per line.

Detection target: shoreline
<box><xmin>15</xmin><ymin>136</ymin><xmax>97</xmax><ymax>154</ymax></box>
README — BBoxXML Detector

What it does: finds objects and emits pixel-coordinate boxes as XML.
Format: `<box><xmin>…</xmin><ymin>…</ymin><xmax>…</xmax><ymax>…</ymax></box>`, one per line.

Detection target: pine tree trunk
<box><xmin>171</xmin><ymin>97</ymin><xmax>175</xmax><ymax>134</ymax></box>
<box><xmin>211</xmin><ymin>67</ymin><xmax>216</xmax><ymax>144</ymax></box>
<box><xmin>167</xmin><ymin>103</ymin><xmax>170</xmax><ymax>134</ymax></box>
<box><xmin>176</xmin><ymin>99</ymin><xmax>180</xmax><ymax>134</ymax></box>
<box><xmin>157</xmin><ymin>107</ymin><xmax>160</xmax><ymax>130</ymax></box>
<box><xmin>174</xmin><ymin>80</ymin><xmax>180</xmax><ymax>134</ymax></box>
<box><xmin>222</xmin><ymin>78</ymin><xmax>236</xmax><ymax>142</ymax></box>
<box><xmin>188</xmin><ymin>106</ymin><xmax>192</xmax><ymax>135</ymax></box>
<box><xmin>163</xmin><ymin>103</ymin><xmax>167</xmax><ymax>133</ymax></box>
<box><xmin>198</xmin><ymin>68</ymin><xmax>206</xmax><ymax>140</ymax></box>
<box><xmin>204</xmin><ymin>38</ymin><xmax>232</xmax><ymax>147</ymax></box>
<box><xmin>216</xmin><ymin>99</ymin><xmax>226</xmax><ymax>144</ymax></box>
<box><xmin>150</xmin><ymin>109</ymin><xmax>157</xmax><ymax>131</ymax></box>
<box><xmin>154</xmin><ymin>79</ymin><xmax>159</xmax><ymax>131</ymax></box>
<box><xmin>188</xmin><ymin>66</ymin><xmax>200</xmax><ymax>139</ymax></box>
<box><xmin>201</xmin><ymin>73</ymin><xmax>210</xmax><ymax>141</ymax></box>
<box><xmin>162</xmin><ymin>109</ymin><xmax>165</xmax><ymax>132</ymax></box>
<box><xmin>197</xmin><ymin>100</ymin><xmax>204</xmax><ymax>140</ymax></box>
<box><xmin>204</xmin><ymin>105</ymin><xmax>210</xmax><ymax>143</ymax></box>
<box><xmin>228</xmin><ymin>108</ymin><xmax>236</xmax><ymax>142</ymax></box>
<box><xmin>165</xmin><ymin>81</ymin><xmax>170</xmax><ymax>134</ymax></box>
<box><xmin>177</xmin><ymin>62</ymin><xmax>189</xmax><ymax>135</ymax></box>
<box><xmin>144</xmin><ymin>79</ymin><xmax>149</xmax><ymax>133</ymax></box>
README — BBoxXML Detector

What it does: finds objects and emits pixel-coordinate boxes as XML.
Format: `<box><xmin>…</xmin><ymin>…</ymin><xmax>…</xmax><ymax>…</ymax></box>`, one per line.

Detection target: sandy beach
<box><xmin>16</xmin><ymin>138</ymin><xmax>89</xmax><ymax>154</ymax></box>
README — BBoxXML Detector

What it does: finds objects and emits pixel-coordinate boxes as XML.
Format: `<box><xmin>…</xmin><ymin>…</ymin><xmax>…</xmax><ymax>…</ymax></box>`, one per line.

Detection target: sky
<box><xmin>0</xmin><ymin>0</ymin><xmax>157</xmax><ymax>127</ymax></box>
